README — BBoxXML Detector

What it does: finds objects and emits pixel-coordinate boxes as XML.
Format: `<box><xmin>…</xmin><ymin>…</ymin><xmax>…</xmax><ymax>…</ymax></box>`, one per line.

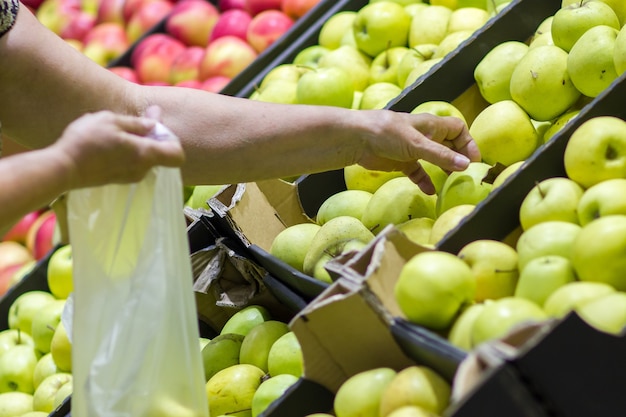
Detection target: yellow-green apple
<box><xmin>369</xmin><ymin>46</ymin><xmax>411</xmax><ymax>86</ymax></box>
<box><xmin>471</xmin><ymin>297</ymin><xmax>547</xmax><ymax>346</ymax></box>
<box><xmin>542</xmin><ymin>109</ymin><xmax>579</xmax><ymax>143</ymax></box>
<box><xmin>614</xmin><ymin>25</ymin><xmax>626</xmax><ymax>75</ymax></box>
<box><xmin>108</xmin><ymin>66</ymin><xmax>139</xmax><ymax>83</ymax></box>
<box><xmin>201</xmin><ymin>333</ymin><xmax>245</xmax><ymax>382</ymax></box>
<box><xmin>473</xmin><ymin>40</ymin><xmax>529</xmax><ymax>104</ymax></box>
<box><xmin>529</xmin><ymin>30</ymin><xmax>554</xmax><ymax>49</ymax></box>
<box><xmin>486</xmin><ymin>0</ymin><xmax>511</xmax><ymax>14</ymax></box>
<box><xmin>2</xmin><ymin>210</ymin><xmax>44</xmax><ymax>246</ymax></box>
<box><xmin>429</xmin><ymin>204</ymin><xmax>475</xmax><ymax>245</ymax></box>
<box><xmin>447</xmin><ymin>6</ymin><xmax>489</xmax><ymax>33</ymax></box>
<box><xmin>252</xmin><ymin>374</ymin><xmax>299</xmax><ymax>417</ymax></box>
<box><xmin>292</xmin><ymin>45</ymin><xmax>330</xmax><ymax>68</ymax></box>
<box><xmin>316</xmin><ymin>190</ymin><xmax>374</xmax><ymax>225</ymax></box>
<box><xmin>47</xmin><ymin>244</ymin><xmax>73</xmax><ymax>300</ymax></box>
<box><xmin>578</xmin><ymin>179</ymin><xmax>626</xmax><ymax>226</ymax></box>
<box><xmin>52</xmin><ymin>380</ymin><xmax>71</xmax><ymax>409</ymax></box>
<box><xmin>353</xmin><ymin>1</ymin><xmax>412</xmax><ymax>57</ymax></box>
<box><xmin>379</xmin><ymin>365</ymin><xmax>450</xmax><ymax>416</ymax></box>
<box><xmin>281</xmin><ymin>0</ymin><xmax>322</xmax><ymax>20</ymax></box>
<box><xmin>0</xmin><ymin>392</ymin><xmax>34</xmax><ymax>416</ymax></box>
<box><xmin>571</xmin><ymin>214</ymin><xmax>626</xmax><ymax>291</ymax></box>
<box><xmin>186</xmin><ymin>184</ymin><xmax>225</xmax><ymax>210</ymax></box>
<box><xmin>404</xmin><ymin>3</ymin><xmax>429</xmax><ymax>18</ymax></box>
<box><xmin>32</xmin><ymin>354</ymin><xmax>58</xmax><ymax>391</ymax></box>
<box><xmin>25</xmin><ymin>210</ymin><xmax>57</xmax><ymax>261</ymax></box>
<box><xmin>509</xmin><ymin>45</ymin><xmax>581</xmax><ymax>121</ymax></box>
<box><xmin>514</xmin><ymin>255</ymin><xmax>577</xmax><ymax>306</ymax></box>
<box><xmin>0</xmin><ymin>343</ymin><xmax>39</xmax><ymax>393</ymax></box>
<box><xmin>436</xmin><ymin>162</ymin><xmax>493</xmax><ymax>216</ymax></box>
<box><xmin>50</xmin><ymin>321</ymin><xmax>71</xmax><ymax>372</ymax></box>
<box><xmin>200</xmin><ymin>75</ymin><xmax>232</xmax><ymax>92</ymax></box>
<box><xmin>411</xmin><ymin>100</ymin><xmax>466</xmax><ymax>125</ymax></box>
<box><xmin>32</xmin><ymin>373</ymin><xmax>72</xmax><ymax>413</ymax></box>
<box><xmin>432</xmin><ymin>29</ymin><xmax>473</xmax><ymax>59</ymax></box>
<box><xmin>403</xmin><ymin>57</ymin><xmax>443</xmax><ymax>88</ymax></box>
<box><xmin>396</xmin><ymin>217</ymin><xmax>435</xmax><ymax>247</ymax></box>
<box><xmin>270</xmin><ymin>222</ymin><xmax>321</xmax><ymax>272</ymax></box>
<box><xmin>567</xmin><ymin>24</ymin><xmax>620</xmax><ymax>98</ymax></box>
<box><xmin>431</xmin><ymin>0</ymin><xmax>486</xmax><ymax>8</ymax></box>
<box><xmin>563</xmin><ymin>116</ymin><xmax>626</xmax><ymax>189</ymax></box>
<box><xmin>370</xmin><ymin>0</ymin><xmax>426</xmax><ymax>5</ymax></box>
<box><xmin>518</xmin><ymin>177</ymin><xmax>584</xmax><ymax>231</ymax></box>
<box><xmin>447</xmin><ymin>302</ymin><xmax>486</xmax><ymax>351</ymax></box>
<box><xmin>359</xmin><ymin>82</ymin><xmax>402</xmax><ymax>110</ymax></box>
<box><xmin>457</xmin><ymin>239</ymin><xmax>519</xmax><ymax>302</ymax></box>
<box><xmin>168</xmin><ymin>46</ymin><xmax>206</xmax><ymax>85</ymax></box>
<box><xmin>575</xmin><ymin>291</ymin><xmax>626</xmax><ymax>335</ymax></box>
<box><xmin>246</xmin><ymin>9</ymin><xmax>294</xmax><ymax>53</ymax></box>
<box><xmin>31</xmin><ymin>299</ymin><xmax>66</xmax><ymax>354</ymax></box>
<box><xmin>210</xmin><ymin>9</ymin><xmax>253</xmax><ymax>43</ymax></box>
<box><xmin>395</xmin><ymin>251</ymin><xmax>475</xmax><ymax>330</ymax></box>
<box><xmin>352</xmin><ymin>90</ymin><xmax>364</xmax><ymax>110</ymax></box>
<box><xmin>144</xmin><ymin>396</ymin><xmax>201</xmax><ymax>417</ymax></box>
<box><xmin>219</xmin><ymin>0</ymin><xmax>246</xmax><ymax>10</ymax></box>
<box><xmin>253</xmin><ymin>79</ymin><xmax>298</xmax><ymax>104</ymax></box>
<box><xmin>296</xmin><ymin>67</ymin><xmax>355</xmax><ymax>108</ymax></box>
<box><xmin>82</xmin><ymin>22</ymin><xmax>130</xmax><ymax>67</ymax></box>
<box><xmin>420</xmin><ymin>160</ymin><xmax>450</xmax><ymax>195</ymax></box>
<box><xmin>8</xmin><ymin>290</ymin><xmax>56</xmax><ymax>336</ymax></box>
<box><xmin>199</xmin><ymin>35</ymin><xmax>258</xmax><ymax>79</ymax></box>
<box><xmin>317</xmin><ymin>44</ymin><xmax>372</xmax><ymax>92</ymax></box>
<box><xmin>125</xmin><ymin>0</ymin><xmax>174</xmax><ymax>43</ymax></box>
<box><xmin>165</xmin><ymin>0</ymin><xmax>219</xmax><ymax>47</ymax></box>
<box><xmin>361</xmin><ymin>176</ymin><xmax>437</xmax><ymax>234</ymax></box>
<box><xmin>309</xmin><ymin>239</ymin><xmax>367</xmax><ymax>283</ymax></box>
<box><xmin>492</xmin><ymin>160</ymin><xmax>524</xmax><ymax>189</ymax></box>
<box><xmin>516</xmin><ymin>220</ymin><xmax>581</xmax><ymax>270</ymax></box>
<box><xmin>543</xmin><ymin>280</ymin><xmax>616</xmax><ymax>317</ymax></box>
<box><xmin>0</xmin><ymin>330</ymin><xmax>35</xmax><ymax>357</ymax></box>
<box><xmin>318</xmin><ymin>10</ymin><xmax>357</xmax><ymax>50</ymax></box>
<box><xmin>206</xmin><ymin>363</ymin><xmax>265</xmax><ymax>416</ymax></box>
<box><xmin>244</xmin><ymin>0</ymin><xmax>282</xmax><ymax>15</ymax></box>
<box><xmin>396</xmin><ymin>44</ymin><xmax>437</xmax><ymax>87</ymax></box>
<box><xmin>334</xmin><ymin>368</ymin><xmax>397</xmax><ymax>417</ymax></box>
<box><xmin>131</xmin><ymin>33</ymin><xmax>187</xmax><ymax>84</ymax></box>
<box><xmin>267</xmin><ymin>331</ymin><xmax>303</xmax><ymax>378</ymax></box>
<box><xmin>468</xmin><ymin>100</ymin><xmax>541</xmax><ymax>166</ymax></box>
<box><xmin>551</xmin><ymin>0</ymin><xmax>620</xmax><ymax>52</ymax></box>
<box><xmin>260</xmin><ymin>64</ymin><xmax>309</xmax><ymax>87</ymax></box>
<box><xmin>594</xmin><ymin>0</ymin><xmax>626</xmax><ymax>26</ymax></box>
<box><xmin>343</xmin><ymin>164</ymin><xmax>405</xmax><ymax>193</ymax></box>
<box><xmin>408</xmin><ymin>5</ymin><xmax>452</xmax><ymax>47</ymax></box>
<box><xmin>199</xmin><ymin>337</ymin><xmax>211</xmax><ymax>351</ymax></box>
<box><xmin>221</xmin><ymin>304</ymin><xmax>271</xmax><ymax>336</ymax></box>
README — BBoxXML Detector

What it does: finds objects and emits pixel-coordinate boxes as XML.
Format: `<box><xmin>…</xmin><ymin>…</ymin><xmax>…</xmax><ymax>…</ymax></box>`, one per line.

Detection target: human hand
<box><xmin>51</xmin><ymin>109</ymin><xmax>185</xmax><ymax>189</ymax></box>
<box><xmin>354</xmin><ymin>110</ymin><xmax>481</xmax><ymax>195</ymax></box>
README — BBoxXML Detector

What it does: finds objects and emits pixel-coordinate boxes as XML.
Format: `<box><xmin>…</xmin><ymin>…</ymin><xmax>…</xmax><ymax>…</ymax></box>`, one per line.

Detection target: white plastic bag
<box><xmin>67</xmin><ymin>123</ymin><xmax>209</xmax><ymax>417</ymax></box>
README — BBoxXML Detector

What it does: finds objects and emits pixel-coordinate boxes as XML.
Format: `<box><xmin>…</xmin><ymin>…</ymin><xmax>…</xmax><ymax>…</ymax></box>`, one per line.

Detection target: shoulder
<box><xmin>0</xmin><ymin>0</ymin><xmax>19</xmax><ymax>38</ymax></box>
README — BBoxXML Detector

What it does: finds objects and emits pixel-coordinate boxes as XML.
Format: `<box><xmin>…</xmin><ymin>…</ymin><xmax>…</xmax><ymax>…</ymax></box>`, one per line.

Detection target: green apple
<box><xmin>270</xmin><ymin>223</ymin><xmax>322</xmax><ymax>272</ymax></box>
<box><xmin>543</xmin><ymin>281</ymin><xmax>616</xmax><ymax>318</ymax></box>
<box><xmin>0</xmin><ymin>329</ymin><xmax>34</xmax><ymax>357</ymax></box>
<box><xmin>52</xmin><ymin>379</ymin><xmax>71</xmax><ymax>409</ymax></box>
<box><xmin>316</xmin><ymin>190</ymin><xmax>374</xmax><ymax>225</ymax></box>
<box><xmin>518</xmin><ymin>176</ymin><xmax>584</xmax><ymax>231</ymax></box>
<box><xmin>471</xmin><ymin>297</ymin><xmax>548</xmax><ymax>346</ymax></box>
<box><xmin>614</xmin><ymin>25</ymin><xmax>626</xmax><ymax>75</ymax></box>
<box><xmin>260</xmin><ymin>64</ymin><xmax>310</xmax><ymax>87</ymax></box>
<box><xmin>251</xmin><ymin>374</ymin><xmax>299</xmax><ymax>417</ymax></box>
<box><xmin>240</xmin><ymin>320</ymin><xmax>289</xmax><ymax>373</ymax></box>
<box><xmin>469</xmin><ymin>100</ymin><xmax>541</xmax><ymax>166</ymax></box>
<box><xmin>317</xmin><ymin>44</ymin><xmax>372</xmax><ymax>92</ymax></box>
<box><xmin>32</xmin><ymin>372</ymin><xmax>71</xmax><ymax>413</ymax></box>
<box><xmin>21</xmin><ymin>412</ymin><xmax>48</xmax><ymax>417</ymax></box>
<box><xmin>594</xmin><ymin>0</ymin><xmax>626</xmax><ymax>26</ymax></box>
<box><xmin>396</xmin><ymin>217</ymin><xmax>435</xmax><ymax>247</ymax></box>
<box><xmin>541</xmin><ymin>109</ymin><xmax>580</xmax><ymax>143</ymax></box>
<box><xmin>404</xmin><ymin>2</ymin><xmax>429</xmax><ymax>18</ymax></box>
<box><xmin>420</xmin><ymin>159</ymin><xmax>450</xmax><ymax>195</ymax></box>
<box><xmin>201</xmin><ymin>333</ymin><xmax>245</xmax><ymax>382</ymax></box>
<box><xmin>47</xmin><ymin>244</ymin><xmax>73</xmax><ymax>299</ymax></box>
<box><xmin>361</xmin><ymin>176</ymin><xmax>437</xmax><ymax>234</ymax></box>
<box><xmin>563</xmin><ymin>116</ymin><xmax>626</xmax><ymax>189</ymax></box>
<box><xmin>533</xmin><ymin>15</ymin><xmax>553</xmax><ymax>40</ymax></box>
<box><xmin>457</xmin><ymin>239</ymin><xmax>519</xmax><ymax>302</ymax></box>
<box><xmin>8</xmin><ymin>290</ymin><xmax>56</xmax><ymax>336</ymax></box>
<box><xmin>430</xmin><ymin>0</ymin><xmax>486</xmax><ymax>9</ymax></box>
<box><xmin>378</xmin><ymin>365</ymin><xmax>450</xmax><ymax>416</ymax></box>
<box><xmin>491</xmin><ymin>160</ymin><xmax>525</xmax><ymax>189</ymax></box>
<box><xmin>296</xmin><ymin>67</ymin><xmax>355</xmax><ymax>108</ymax></box>
<box><xmin>516</xmin><ymin>220</ymin><xmax>581</xmax><ymax>271</ymax></box>
<box><xmin>206</xmin><ymin>364</ymin><xmax>265</xmax><ymax>417</ymax></box>
<box><xmin>395</xmin><ymin>251</ymin><xmax>476</xmax><ymax>330</ymax></box>
<box><xmin>0</xmin><ymin>392</ymin><xmax>34</xmax><ymax>416</ymax></box>
<box><xmin>352</xmin><ymin>90</ymin><xmax>364</xmax><ymax>110</ymax></box>
<box><xmin>403</xmin><ymin>58</ymin><xmax>443</xmax><ymax>88</ymax></box>
<box><xmin>187</xmin><ymin>184</ymin><xmax>225</xmax><ymax>210</ymax></box>
<box><xmin>353</xmin><ymin>2</ymin><xmax>412</xmax><ymax>57</ymax></box>
<box><xmin>575</xmin><ymin>291</ymin><xmax>626</xmax><ymax>335</ymax></box>
<box><xmin>551</xmin><ymin>0</ymin><xmax>620</xmax><ymax>53</ymax></box>
<box><xmin>49</xmin><ymin>320</ymin><xmax>71</xmax><ymax>372</ymax></box>
<box><xmin>267</xmin><ymin>331</ymin><xmax>303</xmax><ymax>378</ymax></box>
<box><xmin>144</xmin><ymin>396</ymin><xmax>201</xmax><ymax>417</ymax></box>
<box><xmin>220</xmin><ymin>305</ymin><xmax>271</xmax><ymax>336</ymax></box>
<box><xmin>447</xmin><ymin>7</ymin><xmax>490</xmax><ymax>33</ymax></box>
<box><xmin>0</xmin><ymin>344</ymin><xmax>38</xmax><ymax>393</ymax></box>
<box><xmin>396</xmin><ymin>44</ymin><xmax>438</xmax><ymax>87</ymax></box>
<box><xmin>411</xmin><ymin>100</ymin><xmax>467</xmax><ymax>126</ymax></box>
<box><xmin>370</xmin><ymin>0</ymin><xmax>426</xmax><ymax>5</ymax></box>
<box><xmin>486</xmin><ymin>0</ymin><xmax>511</xmax><ymax>14</ymax></box>
<box><xmin>253</xmin><ymin>79</ymin><xmax>298</xmax><ymax>104</ymax></box>
<box><xmin>429</xmin><ymin>204</ymin><xmax>475</xmax><ymax>246</ymax></box>
<box><xmin>578</xmin><ymin>179</ymin><xmax>626</xmax><ymax>226</ymax></box>
<box><xmin>386</xmin><ymin>405</ymin><xmax>444</xmax><ymax>417</ymax></box>
<box><xmin>528</xmin><ymin>31</ymin><xmax>554</xmax><ymax>49</ymax></box>
<box><xmin>334</xmin><ymin>367</ymin><xmax>397</xmax><ymax>417</ymax></box>
<box><xmin>432</xmin><ymin>30</ymin><xmax>474</xmax><ymax>59</ymax></box>
<box><xmin>509</xmin><ymin>45</ymin><xmax>582</xmax><ymax>121</ymax></box>
<box><xmin>436</xmin><ymin>162</ymin><xmax>493</xmax><ymax>216</ymax></box>
<box><xmin>514</xmin><ymin>255</ymin><xmax>577</xmax><ymax>307</ymax></box>
<box><xmin>310</xmin><ymin>239</ymin><xmax>368</xmax><ymax>283</ymax></box>
<box><xmin>369</xmin><ymin>46</ymin><xmax>411</xmax><ymax>86</ymax></box>
<box><xmin>292</xmin><ymin>46</ymin><xmax>330</xmax><ymax>69</ymax></box>
<box><xmin>447</xmin><ymin>302</ymin><xmax>487</xmax><ymax>351</ymax></box>
<box><xmin>32</xmin><ymin>353</ymin><xmax>57</xmax><ymax>391</ymax></box>
<box><xmin>30</xmin><ymin>299</ymin><xmax>65</xmax><ymax>354</ymax></box>
<box><xmin>199</xmin><ymin>337</ymin><xmax>211</xmax><ymax>351</ymax></box>
<box><xmin>359</xmin><ymin>82</ymin><xmax>403</xmax><ymax>109</ymax></box>
<box><xmin>343</xmin><ymin>164</ymin><xmax>405</xmax><ymax>193</ymax></box>
<box><xmin>318</xmin><ymin>11</ymin><xmax>357</xmax><ymax>50</ymax></box>
<box><xmin>571</xmin><ymin>214</ymin><xmax>626</xmax><ymax>291</ymax></box>
<box><xmin>473</xmin><ymin>41</ymin><xmax>529</xmax><ymax>104</ymax></box>
<box><xmin>408</xmin><ymin>5</ymin><xmax>452</xmax><ymax>47</ymax></box>
<box><xmin>567</xmin><ymin>24</ymin><xmax>620</xmax><ymax>98</ymax></box>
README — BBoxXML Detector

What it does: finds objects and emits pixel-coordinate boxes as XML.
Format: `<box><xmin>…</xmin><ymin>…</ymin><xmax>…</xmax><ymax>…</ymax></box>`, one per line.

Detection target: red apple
<box><xmin>132</xmin><ymin>33</ymin><xmax>187</xmax><ymax>84</ymax></box>
<box><xmin>126</xmin><ymin>0</ymin><xmax>175</xmax><ymax>43</ymax></box>
<box><xmin>122</xmin><ymin>0</ymin><xmax>162</xmax><ymax>23</ymax></box>
<box><xmin>0</xmin><ymin>242</ymin><xmax>34</xmax><ymax>274</ymax></box>
<box><xmin>36</xmin><ymin>0</ymin><xmax>81</xmax><ymax>35</ymax></box>
<box><xmin>0</xmin><ymin>263</ymin><xmax>29</xmax><ymax>297</ymax></box>
<box><xmin>3</xmin><ymin>210</ymin><xmax>45</xmax><ymax>246</ymax></box>
<box><xmin>82</xmin><ymin>22</ymin><xmax>130</xmax><ymax>66</ymax></box>
<box><xmin>108</xmin><ymin>66</ymin><xmax>140</xmax><ymax>82</ymax></box>
<box><xmin>165</xmin><ymin>0</ymin><xmax>220</xmax><ymax>47</ymax></box>
<box><xmin>21</xmin><ymin>0</ymin><xmax>46</xmax><ymax>10</ymax></box>
<box><xmin>96</xmin><ymin>0</ymin><xmax>126</xmax><ymax>24</ymax></box>
<box><xmin>200</xmin><ymin>75</ymin><xmax>231</xmax><ymax>92</ymax></box>
<box><xmin>219</xmin><ymin>0</ymin><xmax>246</xmax><ymax>11</ymax></box>
<box><xmin>25</xmin><ymin>211</ymin><xmax>57</xmax><ymax>261</ymax></box>
<box><xmin>199</xmin><ymin>35</ymin><xmax>257</xmax><ymax>79</ymax></box>
<box><xmin>246</xmin><ymin>9</ymin><xmax>293</xmax><ymax>53</ymax></box>
<box><xmin>281</xmin><ymin>0</ymin><xmax>320</xmax><ymax>20</ymax></box>
<box><xmin>244</xmin><ymin>0</ymin><xmax>282</xmax><ymax>16</ymax></box>
<box><xmin>169</xmin><ymin>46</ymin><xmax>205</xmax><ymax>84</ymax></box>
<box><xmin>209</xmin><ymin>8</ymin><xmax>252</xmax><ymax>42</ymax></box>
<box><xmin>58</xmin><ymin>10</ymin><xmax>96</xmax><ymax>42</ymax></box>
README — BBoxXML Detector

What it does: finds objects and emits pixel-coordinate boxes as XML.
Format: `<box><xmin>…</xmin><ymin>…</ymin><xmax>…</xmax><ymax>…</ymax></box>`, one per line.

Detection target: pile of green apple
<box><xmin>302</xmin><ymin>364</ymin><xmax>452</xmax><ymax>417</ymax></box>
<box><xmin>202</xmin><ymin>304</ymin><xmax>304</xmax><ymax>417</ymax></box>
<box><xmin>249</xmin><ymin>0</ymin><xmax>502</xmax><ymax>109</ymax></box>
<box><xmin>394</xmin><ymin>115</ymin><xmax>626</xmax><ymax>352</ymax></box>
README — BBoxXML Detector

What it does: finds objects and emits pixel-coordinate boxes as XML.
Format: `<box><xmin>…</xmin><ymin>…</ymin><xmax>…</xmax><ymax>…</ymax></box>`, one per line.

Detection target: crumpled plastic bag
<box><xmin>66</xmin><ymin>122</ymin><xmax>208</xmax><ymax>417</ymax></box>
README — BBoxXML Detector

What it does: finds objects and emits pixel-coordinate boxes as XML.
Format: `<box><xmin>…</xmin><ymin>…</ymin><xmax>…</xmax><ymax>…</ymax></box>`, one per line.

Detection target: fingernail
<box><xmin>453</xmin><ymin>154</ymin><xmax>470</xmax><ymax>170</ymax></box>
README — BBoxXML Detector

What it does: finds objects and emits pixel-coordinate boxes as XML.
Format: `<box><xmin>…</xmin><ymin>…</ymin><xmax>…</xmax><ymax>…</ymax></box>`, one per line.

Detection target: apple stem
<box><xmin>535</xmin><ymin>181</ymin><xmax>546</xmax><ymax>199</ymax></box>
<box><xmin>47</xmin><ymin>324</ymin><xmax>57</xmax><ymax>332</ymax></box>
<box><xmin>261</xmin><ymin>373</ymin><xmax>271</xmax><ymax>383</ymax></box>
<box><xmin>495</xmin><ymin>268</ymin><xmax>517</xmax><ymax>273</ymax></box>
